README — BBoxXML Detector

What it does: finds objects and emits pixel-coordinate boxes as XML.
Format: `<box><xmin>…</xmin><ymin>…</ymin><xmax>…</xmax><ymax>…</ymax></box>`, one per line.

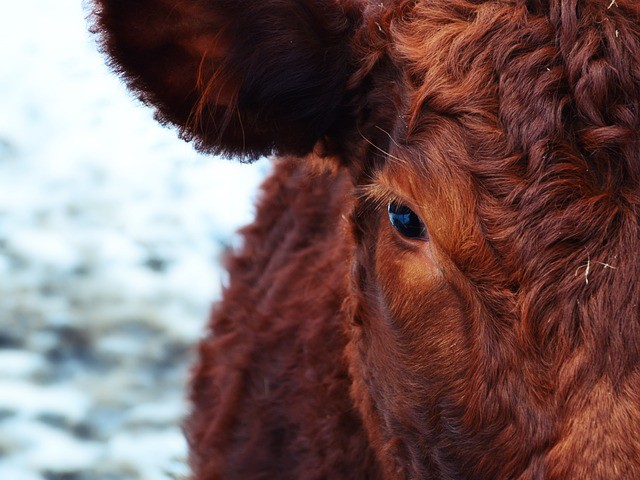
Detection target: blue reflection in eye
<box><xmin>387</xmin><ymin>201</ymin><xmax>428</xmax><ymax>240</ymax></box>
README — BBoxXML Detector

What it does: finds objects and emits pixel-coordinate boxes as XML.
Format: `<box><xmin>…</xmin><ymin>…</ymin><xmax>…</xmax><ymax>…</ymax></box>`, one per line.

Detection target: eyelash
<box><xmin>358</xmin><ymin>185</ymin><xmax>429</xmax><ymax>241</ymax></box>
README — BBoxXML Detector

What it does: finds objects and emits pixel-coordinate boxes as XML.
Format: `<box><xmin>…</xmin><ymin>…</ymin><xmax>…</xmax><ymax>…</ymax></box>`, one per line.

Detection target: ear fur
<box><xmin>90</xmin><ymin>0</ymin><xmax>363</xmax><ymax>160</ymax></box>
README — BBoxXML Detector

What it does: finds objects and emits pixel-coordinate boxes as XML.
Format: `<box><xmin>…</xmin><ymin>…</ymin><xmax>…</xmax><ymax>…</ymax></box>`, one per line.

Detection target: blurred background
<box><xmin>0</xmin><ymin>1</ymin><xmax>268</xmax><ymax>478</ymax></box>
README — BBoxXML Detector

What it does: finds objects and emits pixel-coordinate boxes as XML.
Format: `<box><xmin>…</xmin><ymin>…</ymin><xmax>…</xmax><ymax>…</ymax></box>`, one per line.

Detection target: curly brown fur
<box><xmin>92</xmin><ymin>0</ymin><xmax>640</xmax><ymax>478</ymax></box>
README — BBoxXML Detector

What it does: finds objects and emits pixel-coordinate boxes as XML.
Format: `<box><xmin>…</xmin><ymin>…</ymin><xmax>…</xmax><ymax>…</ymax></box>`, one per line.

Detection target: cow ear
<box><xmin>90</xmin><ymin>0</ymin><xmax>362</xmax><ymax>160</ymax></box>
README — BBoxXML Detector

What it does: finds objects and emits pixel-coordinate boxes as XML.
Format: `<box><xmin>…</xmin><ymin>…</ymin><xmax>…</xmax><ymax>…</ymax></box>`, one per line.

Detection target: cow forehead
<box><xmin>375</xmin><ymin>0</ymin><xmax>640</xmax><ymax>218</ymax></box>
<box><xmin>389</xmin><ymin>0</ymin><xmax>640</xmax><ymax>160</ymax></box>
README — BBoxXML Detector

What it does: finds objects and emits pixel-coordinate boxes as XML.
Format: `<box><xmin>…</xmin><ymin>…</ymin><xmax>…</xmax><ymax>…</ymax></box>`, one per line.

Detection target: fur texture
<box><xmin>90</xmin><ymin>0</ymin><xmax>363</xmax><ymax>159</ymax></box>
<box><xmin>91</xmin><ymin>0</ymin><xmax>640</xmax><ymax>478</ymax></box>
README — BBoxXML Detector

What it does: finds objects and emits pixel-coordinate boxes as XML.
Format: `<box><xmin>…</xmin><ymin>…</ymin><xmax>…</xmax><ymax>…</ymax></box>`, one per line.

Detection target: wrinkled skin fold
<box><xmin>91</xmin><ymin>0</ymin><xmax>640</xmax><ymax>478</ymax></box>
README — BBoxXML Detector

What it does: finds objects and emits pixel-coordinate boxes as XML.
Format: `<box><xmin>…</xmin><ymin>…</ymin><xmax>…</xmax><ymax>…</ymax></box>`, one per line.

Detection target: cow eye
<box><xmin>387</xmin><ymin>201</ymin><xmax>428</xmax><ymax>240</ymax></box>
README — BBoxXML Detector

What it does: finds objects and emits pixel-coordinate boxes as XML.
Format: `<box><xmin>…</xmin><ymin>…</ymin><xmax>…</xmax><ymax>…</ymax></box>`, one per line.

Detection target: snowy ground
<box><xmin>0</xmin><ymin>1</ymin><xmax>268</xmax><ymax>479</ymax></box>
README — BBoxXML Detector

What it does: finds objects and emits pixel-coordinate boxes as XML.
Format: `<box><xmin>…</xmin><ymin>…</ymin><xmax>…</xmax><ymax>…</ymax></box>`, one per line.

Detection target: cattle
<box><xmin>90</xmin><ymin>0</ymin><xmax>640</xmax><ymax>478</ymax></box>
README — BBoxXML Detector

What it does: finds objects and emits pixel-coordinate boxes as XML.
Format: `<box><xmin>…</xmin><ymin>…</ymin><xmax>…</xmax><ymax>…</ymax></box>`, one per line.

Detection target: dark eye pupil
<box><xmin>388</xmin><ymin>202</ymin><xmax>427</xmax><ymax>240</ymax></box>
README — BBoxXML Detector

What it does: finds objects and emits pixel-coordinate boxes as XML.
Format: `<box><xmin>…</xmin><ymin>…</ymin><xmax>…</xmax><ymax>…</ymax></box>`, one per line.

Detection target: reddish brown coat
<box><xmin>92</xmin><ymin>0</ymin><xmax>640</xmax><ymax>478</ymax></box>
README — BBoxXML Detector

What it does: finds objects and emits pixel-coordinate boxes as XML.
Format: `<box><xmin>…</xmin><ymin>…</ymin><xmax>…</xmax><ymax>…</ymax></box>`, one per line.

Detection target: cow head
<box><xmin>91</xmin><ymin>0</ymin><xmax>640</xmax><ymax>477</ymax></box>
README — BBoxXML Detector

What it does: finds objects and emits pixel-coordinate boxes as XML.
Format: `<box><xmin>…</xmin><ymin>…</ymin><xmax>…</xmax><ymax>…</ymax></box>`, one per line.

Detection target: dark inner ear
<box><xmin>91</xmin><ymin>0</ymin><xmax>363</xmax><ymax>160</ymax></box>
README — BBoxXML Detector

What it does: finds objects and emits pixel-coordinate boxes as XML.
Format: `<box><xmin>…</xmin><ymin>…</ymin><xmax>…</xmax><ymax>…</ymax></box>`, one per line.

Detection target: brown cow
<box><xmin>90</xmin><ymin>0</ymin><xmax>640</xmax><ymax>478</ymax></box>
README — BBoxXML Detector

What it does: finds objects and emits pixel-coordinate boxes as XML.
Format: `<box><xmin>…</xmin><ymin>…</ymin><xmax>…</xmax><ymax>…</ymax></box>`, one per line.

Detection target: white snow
<box><xmin>0</xmin><ymin>418</ymin><xmax>102</xmax><ymax>472</ymax></box>
<box><xmin>0</xmin><ymin>0</ymin><xmax>269</xmax><ymax>478</ymax></box>
<box><xmin>0</xmin><ymin>351</ymin><xmax>46</xmax><ymax>379</ymax></box>
<box><xmin>125</xmin><ymin>401</ymin><xmax>187</xmax><ymax>426</ymax></box>
<box><xmin>106</xmin><ymin>429</ymin><xmax>188</xmax><ymax>480</ymax></box>
<box><xmin>0</xmin><ymin>380</ymin><xmax>90</xmax><ymax>422</ymax></box>
<box><xmin>0</xmin><ymin>465</ymin><xmax>45</xmax><ymax>480</ymax></box>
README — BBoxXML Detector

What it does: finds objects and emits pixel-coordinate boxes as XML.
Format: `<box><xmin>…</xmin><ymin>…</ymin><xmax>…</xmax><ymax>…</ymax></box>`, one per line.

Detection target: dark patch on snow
<box><xmin>0</xmin><ymin>408</ymin><xmax>16</xmax><ymax>421</ymax></box>
<box><xmin>0</xmin><ymin>332</ymin><xmax>22</xmax><ymax>349</ymax></box>
<box><xmin>43</xmin><ymin>471</ymin><xmax>84</xmax><ymax>480</ymax></box>
<box><xmin>145</xmin><ymin>256</ymin><xmax>169</xmax><ymax>272</ymax></box>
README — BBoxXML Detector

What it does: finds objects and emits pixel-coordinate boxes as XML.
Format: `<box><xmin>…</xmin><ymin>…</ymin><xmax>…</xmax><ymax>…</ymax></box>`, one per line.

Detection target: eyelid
<box><xmin>361</xmin><ymin>183</ymin><xmax>424</xmax><ymax>217</ymax></box>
